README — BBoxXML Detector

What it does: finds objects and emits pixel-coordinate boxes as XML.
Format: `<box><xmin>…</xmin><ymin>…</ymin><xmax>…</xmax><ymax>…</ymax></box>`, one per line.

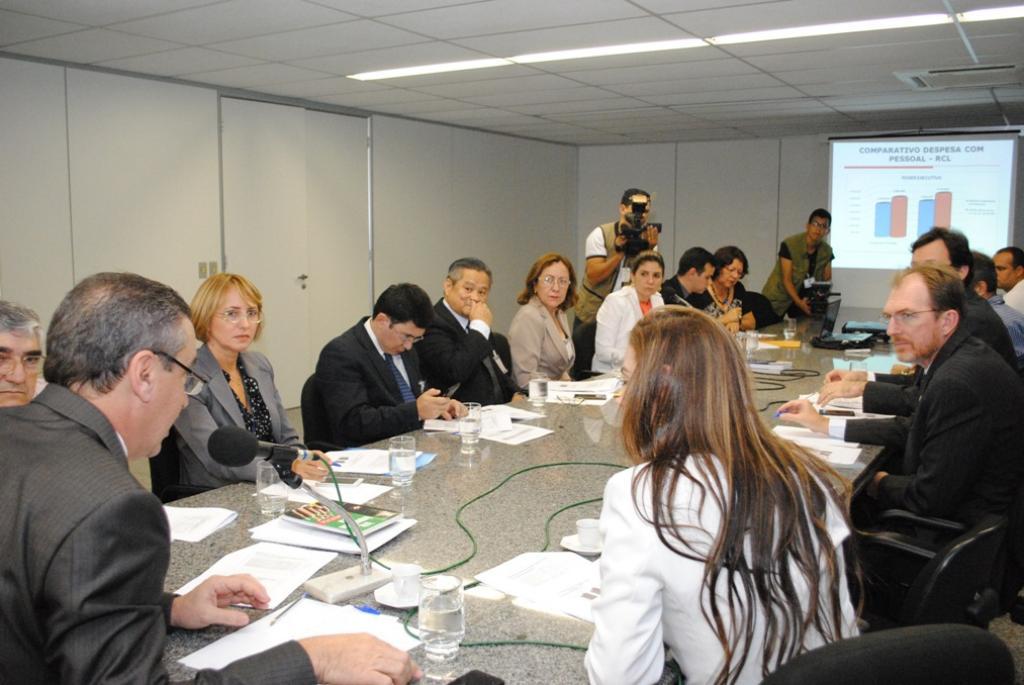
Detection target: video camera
<box><xmin>616</xmin><ymin>199</ymin><xmax>662</xmax><ymax>256</ymax></box>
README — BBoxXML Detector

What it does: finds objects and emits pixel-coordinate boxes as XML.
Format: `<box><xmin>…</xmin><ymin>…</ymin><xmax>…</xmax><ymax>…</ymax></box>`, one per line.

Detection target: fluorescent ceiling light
<box><xmin>512</xmin><ymin>38</ymin><xmax>707</xmax><ymax>64</ymax></box>
<box><xmin>959</xmin><ymin>5</ymin><xmax>1024</xmax><ymax>22</ymax></box>
<box><xmin>348</xmin><ymin>58</ymin><xmax>511</xmax><ymax>81</ymax></box>
<box><xmin>709</xmin><ymin>13</ymin><xmax>952</xmax><ymax>45</ymax></box>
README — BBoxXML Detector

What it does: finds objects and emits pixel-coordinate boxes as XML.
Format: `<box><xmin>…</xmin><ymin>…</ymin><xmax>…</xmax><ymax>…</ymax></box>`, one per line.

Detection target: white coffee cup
<box><xmin>391</xmin><ymin>563</ymin><xmax>423</xmax><ymax>603</ymax></box>
<box><xmin>576</xmin><ymin>518</ymin><xmax>600</xmax><ymax>549</ymax></box>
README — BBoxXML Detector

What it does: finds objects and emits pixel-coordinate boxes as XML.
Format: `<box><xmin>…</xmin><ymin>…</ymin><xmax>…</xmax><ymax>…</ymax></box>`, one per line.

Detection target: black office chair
<box><xmin>300</xmin><ymin>373</ymin><xmax>342</xmax><ymax>451</ymax></box>
<box><xmin>148</xmin><ymin>427</ymin><xmax>212</xmax><ymax>503</ymax></box>
<box><xmin>570</xmin><ymin>318</ymin><xmax>598</xmax><ymax>380</ymax></box>
<box><xmin>760</xmin><ymin>624</ymin><xmax>1014</xmax><ymax>685</ymax></box>
<box><xmin>858</xmin><ymin>510</ymin><xmax>1006</xmax><ymax>629</ymax></box>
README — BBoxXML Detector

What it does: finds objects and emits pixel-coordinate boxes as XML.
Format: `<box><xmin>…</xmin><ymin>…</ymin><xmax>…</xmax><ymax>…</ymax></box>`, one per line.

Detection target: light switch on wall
<box><xmin>198</xmin><ymin>262</ymin><xmax>208</xmax><ymax>278</ymax></box>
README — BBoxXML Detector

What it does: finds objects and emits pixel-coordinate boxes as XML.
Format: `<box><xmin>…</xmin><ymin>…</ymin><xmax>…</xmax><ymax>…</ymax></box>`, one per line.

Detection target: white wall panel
<box><xmin>676</xmin><ymin>139</ymin><xmax>781</xmax><ymax>290</ymax></box>
<box><xmin>305</xmin><ymin>110</ymin><xmax>370</xmax><ymax>364</ymax></box>
<box><xmin>66</xmin><ymin>69</ymin><xmax>220</xmax><ymax>301</ymax></box>
<box><xmin>0</xmin><ymin>57</ymin><xmax>74</xmax><ymax>327</ymax></box>
<box><xmin>221</xmin><ymin>97</ymin><xmax>309</xmax><ymax>407</ymax></box>
<box><xmin>372</xmin><ymin>116</ymin><xmax>576</xmax><ymax>329</ymax></box>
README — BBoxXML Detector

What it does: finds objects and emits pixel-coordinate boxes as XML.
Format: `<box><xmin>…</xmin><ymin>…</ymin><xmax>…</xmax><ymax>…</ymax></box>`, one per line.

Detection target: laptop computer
<box><xmin>811</xmin><ymin>299</ymin><xmax>873</xmax><ymax>349</ymax></box>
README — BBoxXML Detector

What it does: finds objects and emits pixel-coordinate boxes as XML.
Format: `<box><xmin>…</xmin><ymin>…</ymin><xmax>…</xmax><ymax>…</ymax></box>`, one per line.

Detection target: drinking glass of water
<box><xmin>528</xmin><ymin>374</ymin><xmax>548</xmax><ymax>413</ymax></box>
<box><xmin>458</xmin><ymin>402</ymin><xmax>481</xmax><ymax>453</ymax></box>
<box><xmin>256</xmin><ymin>461</ymin><xmax>288</xmax><ymax>517</ymax></box>
<box><xmin>418</xmin><ymin>574</ymin><xmax>465</xmax><ymax>666</ymax></box>
<box><xmin>745</xmin><ymin>330</ymin><xmax>759</xmax><ymax>359</ymax></box>
<box><xmin>389</xmin><ymin>435</ymin><xmax>417</xmax><ymax>487</ymax></box>
<box><xmin>783</xmin><ymin>316</ymin><xmax>797</xmax><ymax>340</ymax></box>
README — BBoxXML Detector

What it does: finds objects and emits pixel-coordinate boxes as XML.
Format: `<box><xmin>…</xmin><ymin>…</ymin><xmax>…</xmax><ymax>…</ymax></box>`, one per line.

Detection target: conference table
<box><xmin>162</xmin><ymin>309</ymin><xmax>889</xmax><ymax>683</ymax></box>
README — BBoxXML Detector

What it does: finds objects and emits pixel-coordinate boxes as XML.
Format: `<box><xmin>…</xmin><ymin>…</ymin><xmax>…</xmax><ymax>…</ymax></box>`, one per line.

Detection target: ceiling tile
<box><xmin>318</xmin><ymin>89</ymin><xmax>440</xmax><ymax>106</ymax></box>
<box><xmin>289</xmin><ymin>41</ymin><xmax>493</xmax><ymax>75</ymax></box>
<box><xmin>608</xmin><ymin>73</ymin><xmax>784</xmax><ymax>97</ymax></box>
<box><xmin>368</xmin><ymin>98</ymin><xmax>484</xmax><ymax>114</ymax></box>
<box><xmin>565</xmin><ymin>57</ymin><xmax>757</xmax><ymax>87</ymax></box>
<box><xmin>744</xmin><ymin>40</ymin><xmax>975</xmax><ymax>72</ymax></box>
<box><xmin>5</xmin><ymin>28</ymin><xmax>180</xmax><ymax>62</ymax></box>
<box><xmin>0</xmin><ymin>9</ymin><xmax>85</xmax><ymax>45</ymax></box>
<box><xmin>648</xmin><ymin>85</ymin><xmax>807</xmax><ymax>106</ymax></box>
<box><xmin>96</xmin><ymin>47</ymin><xmax>262</xmax><ymax>76</ymax></box>
<box><xmin>111</xmin><ymin>0</ymin><xmax>355</xmax><ymax>45</ymax></box>
<box><xmin>413</xmin><ymin>73</ymin><xmax>582</xmax><ymax>97</ymax></box>
<box><xmin>509</xmin><ymin>96</ymin><xmax>643</xmax><ymax>115</ymax></box>
<box><xmin>798</xmin><ymin>80</ymin><xmax>911</xmax><ymax>97</ymax></box>
<box><xmin>257</xmin><ymin>76</ymin><xmax>390</xmax><ymax>97</ymax></box>
<box><xmin>186</xmin><ymin>62</ymin><xmax>332</xmax><ymax>88</ymax></box>
<box><xmin>0</xmin><ymin>0</ymin><xmax>221</xmax><ymax>26</ymax></box>
<box><xmin>661</xmin><ymin>0</ymin><xmax>945</xmax><ymax>37</ymax></box>
<box><xmin>305</xmin><ymin>0</ymin><xmax>489</xmax><ymax>18</ymax></box>
<box><xmin>211</xmin><ymin>19</ymin><xmax>426</xmax><ymax>61</ymax></box>
<box><xmin>372</xmin><ymin>64</ymin><xmax>539</xmax><ymax>87</ymax></box>
<box><xmin>461</xmin><ymin>86</ymin><xmax>618</xmax><ymax>107</ymax></box>
<box><xmin>376</xmin><ymin>0</ymin><xmax>645</xmax><ymax>40</ymax></box>
<box><xmin>451</xmin><ymin>16</ymin><xmax>696</xmax><ymax>55</ymax></box>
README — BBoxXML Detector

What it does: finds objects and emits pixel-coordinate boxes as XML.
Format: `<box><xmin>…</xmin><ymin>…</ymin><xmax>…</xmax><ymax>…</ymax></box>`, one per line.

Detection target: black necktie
<box><xmin>384</xmin><ymin>354</ymin><xmax>416</xmax><ymax>402</ymax></box>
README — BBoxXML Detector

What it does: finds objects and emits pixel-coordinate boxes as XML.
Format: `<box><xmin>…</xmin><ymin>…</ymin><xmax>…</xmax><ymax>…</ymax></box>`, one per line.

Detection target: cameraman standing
<box><xmin>575</xmin><ymin>188</ymin><xmax>661</xmax><ymax>327</ymax></box>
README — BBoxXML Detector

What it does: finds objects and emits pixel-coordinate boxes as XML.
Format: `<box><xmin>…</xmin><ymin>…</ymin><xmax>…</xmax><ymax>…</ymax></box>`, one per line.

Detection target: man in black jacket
<box><xmin>778</xmin><ymin>264</ymin><xmax>1024</xmax><ymax>524</ymax></box>
<box><xmin>418</xmin><ymin>258</ymin><xmax>518</xmax><ymax>406</ymax></box>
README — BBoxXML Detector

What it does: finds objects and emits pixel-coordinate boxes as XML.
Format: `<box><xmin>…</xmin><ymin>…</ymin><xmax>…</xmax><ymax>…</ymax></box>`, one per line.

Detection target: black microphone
<box><xmin>207</xmin><ymin>425</ymin><xmax>305</xmax><ymax>487</ymax></box>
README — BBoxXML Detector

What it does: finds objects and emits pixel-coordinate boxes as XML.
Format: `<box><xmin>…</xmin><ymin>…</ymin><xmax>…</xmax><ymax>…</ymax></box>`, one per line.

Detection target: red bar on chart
<box><xmin>934</xmin><ymin>191</ymin><xmax>952</xmax><ymax>227</ymax></box>
<box><xmin>890</xmin><ymin>195</ymin><xmax>908</xmax><ymax>237</ymax></box>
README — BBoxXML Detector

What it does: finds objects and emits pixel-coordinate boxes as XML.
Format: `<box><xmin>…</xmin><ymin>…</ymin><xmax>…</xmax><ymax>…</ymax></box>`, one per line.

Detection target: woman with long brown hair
<box><xmin>586</xmin><ymin>306</ymin><xmax>857</xmax><ymax>684</ymax></box>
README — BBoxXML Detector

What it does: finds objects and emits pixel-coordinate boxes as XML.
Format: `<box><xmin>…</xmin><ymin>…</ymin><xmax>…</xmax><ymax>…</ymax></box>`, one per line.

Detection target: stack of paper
<box><xmin>425</xmin><ymin>408</ymin><xmax>553</xmax><ymax>445</ymax></box>
<box><xmin>547</xmin><ymin>378</ymin><xmax>621</xmax><ymax>406</ymax></box>
<box><xmin>772</xmin><ymin>425</ymin><xmax>862</xmax><ymax>465</ymax></box>
<box><xmin>179</xmin><ymin>599</ymin><xmax>420</xmax><ymax>671</ymax></box>
<box><xmin>328</xmin><ymin>449</ymin><xmax>436</xmax><ymax>475</ymax></box>
<box><xmin>250</xmin><ymin>517</ymin><xmax>417</xmax><ymax>554</ymax></box>
<box><xmin>175</xmin><ymin>542</ymin><xmax>336</xmax><ymax>609</ymax></box>
<box><xmin>802</xmin><ymin>392</ymin><xmax>895</xmax><ymax>419</ymax></box>
<box><xmin>288</xmin><ymin>482</ymin><xmax>392</xmax><ymax>506</ymax></box>
<box><xmin>476</xmin><ymin>552</ymin><xmax>601</xmax><ymax>623</ymax></box>
<box><xmin>164</xmin><ymin>506</ymin><xmax>238</xmax><ymax>543</ymax></box>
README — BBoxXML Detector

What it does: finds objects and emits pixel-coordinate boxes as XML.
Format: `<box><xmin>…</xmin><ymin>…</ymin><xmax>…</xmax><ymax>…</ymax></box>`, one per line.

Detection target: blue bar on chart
<box><xmin>874</xmin><ymin>201</ymin><xmax>891</xmax><ymax>237</ymax></box>
<box><xmin>918</xmin><ymin>198</ymin><xmax>935</xmax><ymax>236</ymax></box>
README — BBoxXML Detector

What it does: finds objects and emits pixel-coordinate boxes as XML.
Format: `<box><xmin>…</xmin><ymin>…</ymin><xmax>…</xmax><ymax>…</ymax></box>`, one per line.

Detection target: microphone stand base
<box><xmin>304</xmin><ymin>564</ymin><xmax>392</xmax><ymax>605</ymax></box>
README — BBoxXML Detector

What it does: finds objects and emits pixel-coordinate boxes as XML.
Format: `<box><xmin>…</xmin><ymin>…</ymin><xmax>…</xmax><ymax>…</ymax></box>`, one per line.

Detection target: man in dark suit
<box><xmin>418</xmin><ymin>258</ymin><xmax>519</xmax><ymax>406</ymax></box>
<box><xmin>0</xmin><ymin>273</ymin><xmax>419</xmax><ymax>684</ymax></box>
<box><xmin>660</xmin><ymin>247</ymin><xmax>713</xmax><ymax>307</ymax></box>
<box><xmin>316</xmin><ymin>283</ymin><xmax>463</xmax><ymax>447</ymax></box>
<box><xmin>779</xmin><ymin>264</ymin><xmax>1024</xmax><ymax>524</ymax></box>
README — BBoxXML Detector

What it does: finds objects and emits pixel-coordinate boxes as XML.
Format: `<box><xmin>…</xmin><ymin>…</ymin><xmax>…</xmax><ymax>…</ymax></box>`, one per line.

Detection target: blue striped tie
<box><xmin>384</xmin><ymin>354</ymin><xmax>416</xmax><ymax>402</ymax></box>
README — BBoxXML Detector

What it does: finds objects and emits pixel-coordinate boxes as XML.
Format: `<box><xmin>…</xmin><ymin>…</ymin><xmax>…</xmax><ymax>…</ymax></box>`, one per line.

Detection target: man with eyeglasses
<box><xmin>0</xmin><ymin>300</ymin><xmax>44</xmax><ymax>407</ymax></box>
<box><xmin>418</xmin><ymin>257</ymin><xmax>519</xmax><ymax>406</ymax></box>
<box><xmin>761</xmin><ymin>208</ymin><xmax>835</xmax><ymax>321</ymax></box>
<box><xmin>778</xmin><ymin>264</ymin><xmax>1024</xmax><ymax>525</ymax></box>
<box><xmin>316</xmin><ymin>283</ymin><xmax>464</xmax><ymax>447</ymax></box>
<box><xmin>0</xmin><ymin>273</ymin><xmax>420</xmax><ymax>684</ymax></box>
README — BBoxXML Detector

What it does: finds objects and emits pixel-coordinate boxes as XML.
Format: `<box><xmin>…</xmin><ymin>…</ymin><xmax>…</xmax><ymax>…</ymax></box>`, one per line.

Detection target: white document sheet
<box><xmin>250</xmin><ymin>516</ymin><xmax>417</xmax><ymax>554</ymax></box>
<box><xmin>179</xmin><ymin>599</ymin><xmax>420</xmax><ymax>671</ymax></box>
<box><xmin>482</xmin><ymin>404</ymin><xmax>545</xmax><ymax>421</ymax></box>
<box><xmin>476</xmin><ymin>552</ymin><xmax>601</xmax><ymax>622</ymax></box>
<box><xmin>802</xmin><ymin>392</ymin><xmax>895</xmax><ymax>419</ymax></box>
<box><xmin>482</xmin><ymin>423</ymin><xmax>554</xmax><ymax>445</ymax></box>
<box><xmin>772</xmin><ymin>426</ymin><xmax>862</xmax><ymax>465</ymax></box>
<box><xmin>286</xmin><ymin>482</ymin><xmax>392</xmax><ymax>506</ymax></box>
<box><xmin>163</xmin><ymin>506</ymin><xmax>238</xmax><ymax>543</ymax></box>
<box><xmin>175</xmin><ymin>542</ymin><xmax>335</xmax><ymax>609</ymax></box>
<box><xmin>327</xmin><ymin>449</ymin><xmax>391</xmax><ymax>474</ymax></box>
<box><xmin>423</xmin><ymin>419</ymin><xmax>459</xmax><ymax>432</ymax></box>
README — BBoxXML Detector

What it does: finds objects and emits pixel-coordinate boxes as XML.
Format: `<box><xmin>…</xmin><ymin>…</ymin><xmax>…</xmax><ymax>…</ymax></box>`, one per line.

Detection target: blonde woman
<box><xmin>586</xmin><ymin>307</ymin><xmax>858</xmax><ymax>684</ymax></box>
<box><xmin>175</xmin><ymin>273</ymin><xmax>326</xmax><ymax>488</ymax></box>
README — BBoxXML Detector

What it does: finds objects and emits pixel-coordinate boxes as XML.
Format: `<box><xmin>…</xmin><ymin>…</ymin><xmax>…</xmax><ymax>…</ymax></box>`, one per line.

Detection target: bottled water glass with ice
<box><xmin>418</xmin><ymin>575</ymin><xmax>465</xmax><ymax>664</ymax></box>
<box><xmin>389</xmin><ymin>435</ymin><xmax>416</xmax><ymax>487</ymax></box>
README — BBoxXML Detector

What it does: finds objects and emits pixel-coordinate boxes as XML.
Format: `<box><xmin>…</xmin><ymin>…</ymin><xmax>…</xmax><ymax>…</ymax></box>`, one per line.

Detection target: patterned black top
<box><xmin>224</xmin><ymin>358</ymin><xmax>274</xmax><ymax>442</ymax></box>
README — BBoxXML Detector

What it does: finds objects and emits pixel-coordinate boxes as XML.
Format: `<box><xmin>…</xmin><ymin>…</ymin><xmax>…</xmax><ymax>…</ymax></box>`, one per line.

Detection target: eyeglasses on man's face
<box><xmin>808</xmin><ymin>220</ymin><xmax>830</xmax><ymax>232</ymax></box>
<box><xmin>387</xmin><ymin>319</ymin><xmax>424</xmax><ymax>345</ymax></box>
<box><xmin>881</xmin><ymin>309</ymin><xmax>938</xmax><ymax>327</ymax></box>
<box><xmin>218</xmin><ymin>308</ymin><xmax>262</xmax><ymax>325</ymax></box>
<box><xmin>151</xmin><ymin>350</ymin><xmax>209</xmax><ymax>396</ymax></box>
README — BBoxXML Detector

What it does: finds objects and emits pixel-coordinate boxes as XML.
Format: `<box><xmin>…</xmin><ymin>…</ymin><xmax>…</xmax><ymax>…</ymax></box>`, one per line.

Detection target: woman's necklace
<box><xmin>709</xmin><ymin>281</ymin><xmax>733</xmax><ymax>311</ymax></box>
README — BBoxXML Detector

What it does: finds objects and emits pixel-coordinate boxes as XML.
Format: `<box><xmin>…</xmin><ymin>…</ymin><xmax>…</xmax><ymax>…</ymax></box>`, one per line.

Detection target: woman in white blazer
<box><xmin>586</xmin><ymin>307</ymin><xmax>858</xmax><ymax>685</ymax></box>
<box><xmin>592</xmin><ymin>250</ymin><xmax>664</xmax><ymax>373</ymax></box>
<box><xmin>509</xmin><ymin>253</ymin><xmax>578</xmax><ymax>388</ymax></box>
<box><xmin>175</xmin><ymin>273</ymin><xmax>327</xmax><ymax>488</ymax></box>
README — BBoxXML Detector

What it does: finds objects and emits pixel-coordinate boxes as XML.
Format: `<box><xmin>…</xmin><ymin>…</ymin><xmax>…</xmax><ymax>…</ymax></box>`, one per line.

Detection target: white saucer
<box><xmin>374</xmin><ymin>582</ymin><xmax>418</xmax><ymax>609</ymax></box>
<box><xmin>561</xmin><ymin>534</ymin><xmax>602</xmax><ymax>556</ymax></box>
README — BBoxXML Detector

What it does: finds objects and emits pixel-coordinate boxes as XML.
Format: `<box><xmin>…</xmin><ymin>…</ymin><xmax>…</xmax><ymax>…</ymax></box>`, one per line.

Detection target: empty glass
<box><xmin>256</xmin><ymin>461</ymin><xmax>288</xmax><ymax>517</ymax></box>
